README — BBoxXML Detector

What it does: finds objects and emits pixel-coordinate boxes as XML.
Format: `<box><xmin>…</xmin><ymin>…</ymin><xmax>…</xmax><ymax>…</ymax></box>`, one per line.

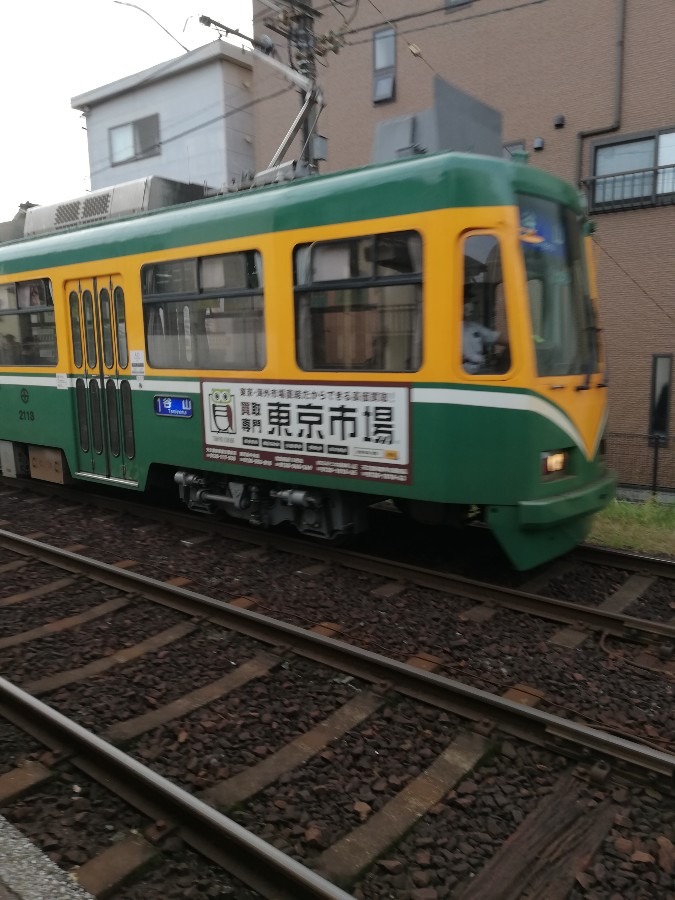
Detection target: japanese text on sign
<box><xmin>202</xmin><ymin>381</ymin><xmax>410</xmax><ymax>483</ymax></box>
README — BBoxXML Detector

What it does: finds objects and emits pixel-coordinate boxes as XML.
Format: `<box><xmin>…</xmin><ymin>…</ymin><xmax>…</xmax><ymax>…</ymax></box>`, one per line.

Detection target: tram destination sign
<box><xmin>154</xmin><ymin>396</ymin><xmax>194</xmax><ymax>418</ymax></box>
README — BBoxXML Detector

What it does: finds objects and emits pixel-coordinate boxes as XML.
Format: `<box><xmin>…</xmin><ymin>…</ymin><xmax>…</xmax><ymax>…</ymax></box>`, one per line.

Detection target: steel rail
<box><xmin>1</xmin><ymin>526</ymin><xmax>671</xmax><ymax>647</ymax></box>
<box><xmin>312</xmin><ymin>548</ymin><xmax>675</xmax><ymax>644</ymax></box>
<box><xmin>575</xmin><ymin>543</ymin><xmax>675</xmax><ymax>580</ymax></box>
<box><xmin>1</xmin><ymin>530</ymin><xmax>674</xmax><ymax>780</ymax></box>
<box><xmin>2</xmin><ymin>476</ymin><xmax>673</xmax><ymax>579</ymax></box>
<box><xmin>0</xmin><ymin>677</ymin><xmax>354</xmax><ymax>900</ymax></box>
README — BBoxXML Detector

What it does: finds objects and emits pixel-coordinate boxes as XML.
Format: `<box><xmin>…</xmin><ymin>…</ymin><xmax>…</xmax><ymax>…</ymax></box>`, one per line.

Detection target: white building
<box><xmin>71</xmin><ymin>40</ymin><xmax>255</xmax><ymax>194</ymax></box>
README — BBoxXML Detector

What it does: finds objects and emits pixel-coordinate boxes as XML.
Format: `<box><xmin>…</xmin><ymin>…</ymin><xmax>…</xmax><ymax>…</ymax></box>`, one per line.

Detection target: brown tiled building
<box><xmin>251</xmin><ymin>0</ymin><xmax>675</xmax><ymax>490</ymax></box>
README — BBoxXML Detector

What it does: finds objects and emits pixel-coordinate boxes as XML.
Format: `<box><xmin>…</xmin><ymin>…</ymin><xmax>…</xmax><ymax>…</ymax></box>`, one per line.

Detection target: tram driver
<box><xmin>462</xmin><ymin>285</ymin><xmax>507</xmax><ymax>374</ymax></box>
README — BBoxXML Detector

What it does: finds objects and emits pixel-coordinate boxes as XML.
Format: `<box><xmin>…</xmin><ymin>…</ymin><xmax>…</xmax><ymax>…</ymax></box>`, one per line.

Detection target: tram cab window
<box><xmin>0</xmin><ymin>279</ymin><xmax>57</xmax><ymax>366</ymax></box>
<box><xmin>518</xmin><ymin>194</ymin><xmax>597</xmax><ymax>377</ymax></box>
<box><xmin>461</xmin><ymin>235</ymin><xmax>510</xmax><ymax>376</ymax></box>
<box><xmin>294</xmin><ymin>230</ymin><xmax>422</xmax><ymax>372</ymax></box>
<box><xmin>142</xmin><ymin>251</ymin><xmax>265</xmax><ymax>370</ymax></box>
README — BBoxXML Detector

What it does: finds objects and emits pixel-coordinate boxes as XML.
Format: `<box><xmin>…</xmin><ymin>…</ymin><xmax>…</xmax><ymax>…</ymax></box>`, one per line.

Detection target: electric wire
<box><xmin>85</xmin><ymin>85</ymin><xmax>292</xmax><ymax>184</ymax></box>
<box><xmin>593</xmin><ymin>236</ymin><xmax>675</xmax><ymax>329</ymax></box>
<box><xmin>365</xmin><ymin>0</ymin><xmax>438</xmax><ymax>73</ymax></box>
<box><xmin>326</xmin><ymin>0</ymin><xmax>360</xmax><ymax>27</ymax></box>
<box><xmin>345</xmin><ymin>0</ymin><xmax>554</xmax><ymax>43</ymax></box>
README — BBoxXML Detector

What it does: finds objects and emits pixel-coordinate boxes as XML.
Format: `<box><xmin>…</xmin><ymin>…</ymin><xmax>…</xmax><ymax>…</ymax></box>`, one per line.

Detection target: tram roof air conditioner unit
<box><xmin>23</xmin><ymin>177</ymin><xmax>206</xmax><ymax>238</ymax></box>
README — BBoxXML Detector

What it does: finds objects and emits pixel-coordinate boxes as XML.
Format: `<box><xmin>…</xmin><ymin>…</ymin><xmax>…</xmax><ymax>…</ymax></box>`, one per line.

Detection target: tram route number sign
<box><xmin>201</xmin><ymin>380</ymin><xmax>410</xmax><ymax>484</ymax></box>
<box><xmin>154</xmin><ymin>396</ymin><xmax>194</xmax><ymax>418</ymax></box>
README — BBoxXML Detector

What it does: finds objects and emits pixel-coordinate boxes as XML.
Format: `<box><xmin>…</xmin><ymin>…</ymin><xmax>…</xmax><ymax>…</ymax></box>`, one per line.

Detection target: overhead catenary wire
<box><xmin>344</xmin><ymin>0</ymin><xmax>554</xmax><ymax>44</ymax></box>
<box><xmin>326</xmin><ymin>0</ymin><xmax>360</xmax><ymax>27</ymax></box>
<box><xmin>364</xmin><ymin>0</ymin><xmax>438</xmax><ymax>72</ymax></box>
<box><xmin>593</xmin><ymin>236</ymin><xmax>675</xmax><ymax>329</ymax></box>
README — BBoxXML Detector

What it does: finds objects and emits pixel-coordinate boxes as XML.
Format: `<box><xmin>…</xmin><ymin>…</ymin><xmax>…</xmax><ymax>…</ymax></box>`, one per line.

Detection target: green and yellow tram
<box><xmin>0</xmin><ymin>152</ymin><xmax>615</xmax><ymax>569</ymax></box>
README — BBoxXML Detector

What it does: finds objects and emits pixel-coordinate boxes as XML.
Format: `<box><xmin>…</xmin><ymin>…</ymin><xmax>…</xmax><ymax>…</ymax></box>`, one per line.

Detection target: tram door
<box><xmin>67</xmin><ymin>277</ymin><xmax>137</xmax><ymax>484</ymax></box>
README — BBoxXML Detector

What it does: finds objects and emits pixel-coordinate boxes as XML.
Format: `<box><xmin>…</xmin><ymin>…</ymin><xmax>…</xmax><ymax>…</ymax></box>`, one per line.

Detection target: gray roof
<box><xmin>71</xmin><ymin>40</ymin><xmax>252</xmax><ymax>111</ymax></box>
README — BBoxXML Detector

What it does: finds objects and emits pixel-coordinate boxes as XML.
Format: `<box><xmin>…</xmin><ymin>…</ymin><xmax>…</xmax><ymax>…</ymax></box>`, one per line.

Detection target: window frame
<box><xmin>588</xmin><ymin>126</ymin><xmax>675</xmax><ymax>211</ymax></box>
<box><xmin>0</xmin><ymin>278</ymin><xmax>58</xmax><ymax>367</ymax></box>
<box><xmin>648</xmin><ymin>353</ymin><xmax>672</xmax><ymax>445</ymax></box>
<box><xmin>372</xmin><ymin>26</ymin><xmax>396</xmax><ymax>104</ymax></box>
<box><xmin>141</xmin><ymin>249</ymin><xmax>265</xmax><ymax>371</ymax></box>
<box><xmin>460</xmin><ymin>230</ymin><xmax>511</xmax><ymax>378</ymax></box>
<box><xmin>294</xmin><ymin>230</ymin><xmax>424</xmax><ymax>373</ymax></box>
<box><xmin>109</xmin><ymin>114</ymin><xmax>160</xmax><ymax>166</ymax></box>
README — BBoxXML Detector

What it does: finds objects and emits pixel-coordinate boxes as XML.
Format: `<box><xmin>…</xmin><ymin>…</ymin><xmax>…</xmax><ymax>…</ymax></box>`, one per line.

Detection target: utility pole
<box><xmin>202</xmin><ymin>2</ymin><xmax>343</xmax><ymax>182</ymax></box>
<box><xmin>292</xmin><ymin>1</ymin><xmax>320</xmax><ymax>173</ymax></box>
<box><xmin>262</xmin><ymin>0</ymin><xmax>325</xmax><ymax>175</ymax></box>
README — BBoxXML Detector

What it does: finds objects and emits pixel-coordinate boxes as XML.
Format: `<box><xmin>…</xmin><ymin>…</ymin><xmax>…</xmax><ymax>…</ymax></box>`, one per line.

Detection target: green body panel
<box><xmin>0</xmin><ymin>153</ymin><xmax>582</xmax><ymax>276</ymax></box>
<box><xmin>486</xmin><ymin>505</ymin><xmax>595</xmax><ymax>571</ymax></box>
<box><xmin>0</xmin><ymin>381</ymin><xmax>78</xmax><ymax>459</ymax></box>
<box><xmin>2</xmin><ymin>377</ymin><xmax>614</xmax><ymax>571</ymax></box>
<box><xmin>4</xmin><ymin>378</ymin><xmax>604</xmax><ymax>502</ymax></box>
<box><xmin>123</xmin><ymin>382</ymin><xmax>603</xmax><ymax>502</ymax></box>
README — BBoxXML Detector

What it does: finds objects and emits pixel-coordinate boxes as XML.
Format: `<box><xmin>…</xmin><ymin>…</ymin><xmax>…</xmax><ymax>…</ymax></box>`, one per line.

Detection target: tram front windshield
<box><xmin>518</xmin><ymin>194</ymin><xmax>598</xmax><ymax>378</ymax></box>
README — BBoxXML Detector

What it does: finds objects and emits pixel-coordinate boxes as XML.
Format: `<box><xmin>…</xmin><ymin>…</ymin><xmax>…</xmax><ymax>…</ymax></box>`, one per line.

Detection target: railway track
<box><xmin>1</xmin><ymin>477</ymin><xmax>673</xmax><ymax>631</ymax></box>
<box><xmin>2</xmin><ymin>482</ymin><xmax>675</xmax><ymax>896</ymax></box>
<box><xmin>1</xmin><ymin>528</ymin><xmax>672</xmax><ymax>774</ymax></box>
<box><xmin>0</xmin><ymin>677</ymin><xmax>353</xmax><ymax>900</ymax></box>
<box><xmin>1</xmin><ymin>532</ymin><xmax>675</xmax><ymax>897</ymax></box>
<box><xmin>1</xmin><ymin>500</ymin><xmax>674</xmax><ymax>649</ymax></box>
<box><xmin>2</xmin><ymin>483</ymin><xmax>675</xmax><ymax>727</ymax></box>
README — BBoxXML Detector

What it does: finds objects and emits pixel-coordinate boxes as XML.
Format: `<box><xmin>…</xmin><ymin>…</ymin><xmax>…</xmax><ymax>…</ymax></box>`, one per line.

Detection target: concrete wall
<box><xmin>84</xmin><ymin>56</ymin><xmax>254</xmax><ymax>192</ymax></box>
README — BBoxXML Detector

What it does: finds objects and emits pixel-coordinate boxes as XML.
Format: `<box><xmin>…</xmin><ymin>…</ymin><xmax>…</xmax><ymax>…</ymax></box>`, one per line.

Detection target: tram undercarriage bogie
<box><xmin>174</xmin><ymin>471</ymin><xmax>370</xmax><ymax>539</ymax></box>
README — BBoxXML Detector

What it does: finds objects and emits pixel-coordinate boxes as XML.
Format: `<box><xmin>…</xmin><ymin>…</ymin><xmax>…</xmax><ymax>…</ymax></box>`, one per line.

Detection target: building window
<box><xmin>649</xmin><ymin>354</ymin><xmax>672</xmax><ymax>443</ymax></box>
<box><xmin>110</xmin><ymin>114</ymin><xmax>160</xmax><ymax>165</ymax></box>
<box><xmin>589</xmin><ymin>129</ymin><xmax>675</xmax><ymax>209</ymax></box>
<box><xmin>373</xmin><ymin>27</ymin><xmax>396</xmax><ymax>104</ymax></box>
<box><xmin>446</xmin><ymin>0</ymin><xmax>473</xmax><ymax>8</ymax></box>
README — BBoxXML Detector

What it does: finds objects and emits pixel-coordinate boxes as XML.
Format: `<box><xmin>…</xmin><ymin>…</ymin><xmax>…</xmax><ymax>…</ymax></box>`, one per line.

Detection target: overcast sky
<box><xmin>1</xmin><ymin>0</ymin><xmax>253</xmax><ymax>223</ymax></box>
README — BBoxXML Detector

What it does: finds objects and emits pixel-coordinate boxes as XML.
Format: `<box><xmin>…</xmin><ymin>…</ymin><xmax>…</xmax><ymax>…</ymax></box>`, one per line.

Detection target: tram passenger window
<box><xmin>294</xmin><ymin>231</ymin><xmax>422</xmax><ymax>372</ymax></box>
<box><xmin>69</xmin><ymin>292</ymin><xmax>83</xmax><ymax>368</ymax></box>
<box><xmin>83</xmin><ymin>291</ymin><xmax>97</xmax><ymax>369</ymax></box>
<box><xmin>142</xmin><ymin>251</ymin><xmax>265</xmax><ymax>370</ymax></box>
<box><xmin>100</xmin><ymin>288</ymin><xmax>115</xmax><ymax>369</ymax></box>
<box><xmin>114</xmin><ymin>287</ymin><xmax>129</xmax><ymax>369</ymax></box>
<box><xmin>0</xmin><ymin>278</ymin><xmax>57</xmax><ymax>366</ymax></box>
<box><xmin>461</xmin><ymin>235</ymin><xmax>510</xmax><ymax>376</ymax></box>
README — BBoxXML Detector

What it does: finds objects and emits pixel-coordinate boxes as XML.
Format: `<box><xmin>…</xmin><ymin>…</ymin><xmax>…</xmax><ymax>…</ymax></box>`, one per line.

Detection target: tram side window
<box><xmin>0</xmin><ymin>279</ymin><xmax>57</xmax><ymax>366</ymax></box>
<box><xmin>142</xmin><ymin>251</ymin><xmax>265</xmax><ymax>370</ymax></box>
<box><xmin>294</xmin><ymin>230</ymin><xmax>422</xmax><ymax>372</ymax></box>
<box><xmin>461</xmin><ymin>235</ymin><xmax>510</xmax><ymax>376</ymax></box>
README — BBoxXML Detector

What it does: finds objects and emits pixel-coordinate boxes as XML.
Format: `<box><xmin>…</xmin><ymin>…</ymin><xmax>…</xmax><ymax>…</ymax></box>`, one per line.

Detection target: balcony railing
<box><xmin>582</xmin><ymin>163</ymin><xmax>675</xmax><ymax>213</ymax></box>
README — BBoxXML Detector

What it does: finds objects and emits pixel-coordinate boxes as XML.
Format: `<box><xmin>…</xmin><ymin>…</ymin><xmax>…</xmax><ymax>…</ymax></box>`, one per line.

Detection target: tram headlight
<box><xmin>541</xmin><ymin>449</ymin><xmax>570</xmax><ymax>478</ymax></box>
